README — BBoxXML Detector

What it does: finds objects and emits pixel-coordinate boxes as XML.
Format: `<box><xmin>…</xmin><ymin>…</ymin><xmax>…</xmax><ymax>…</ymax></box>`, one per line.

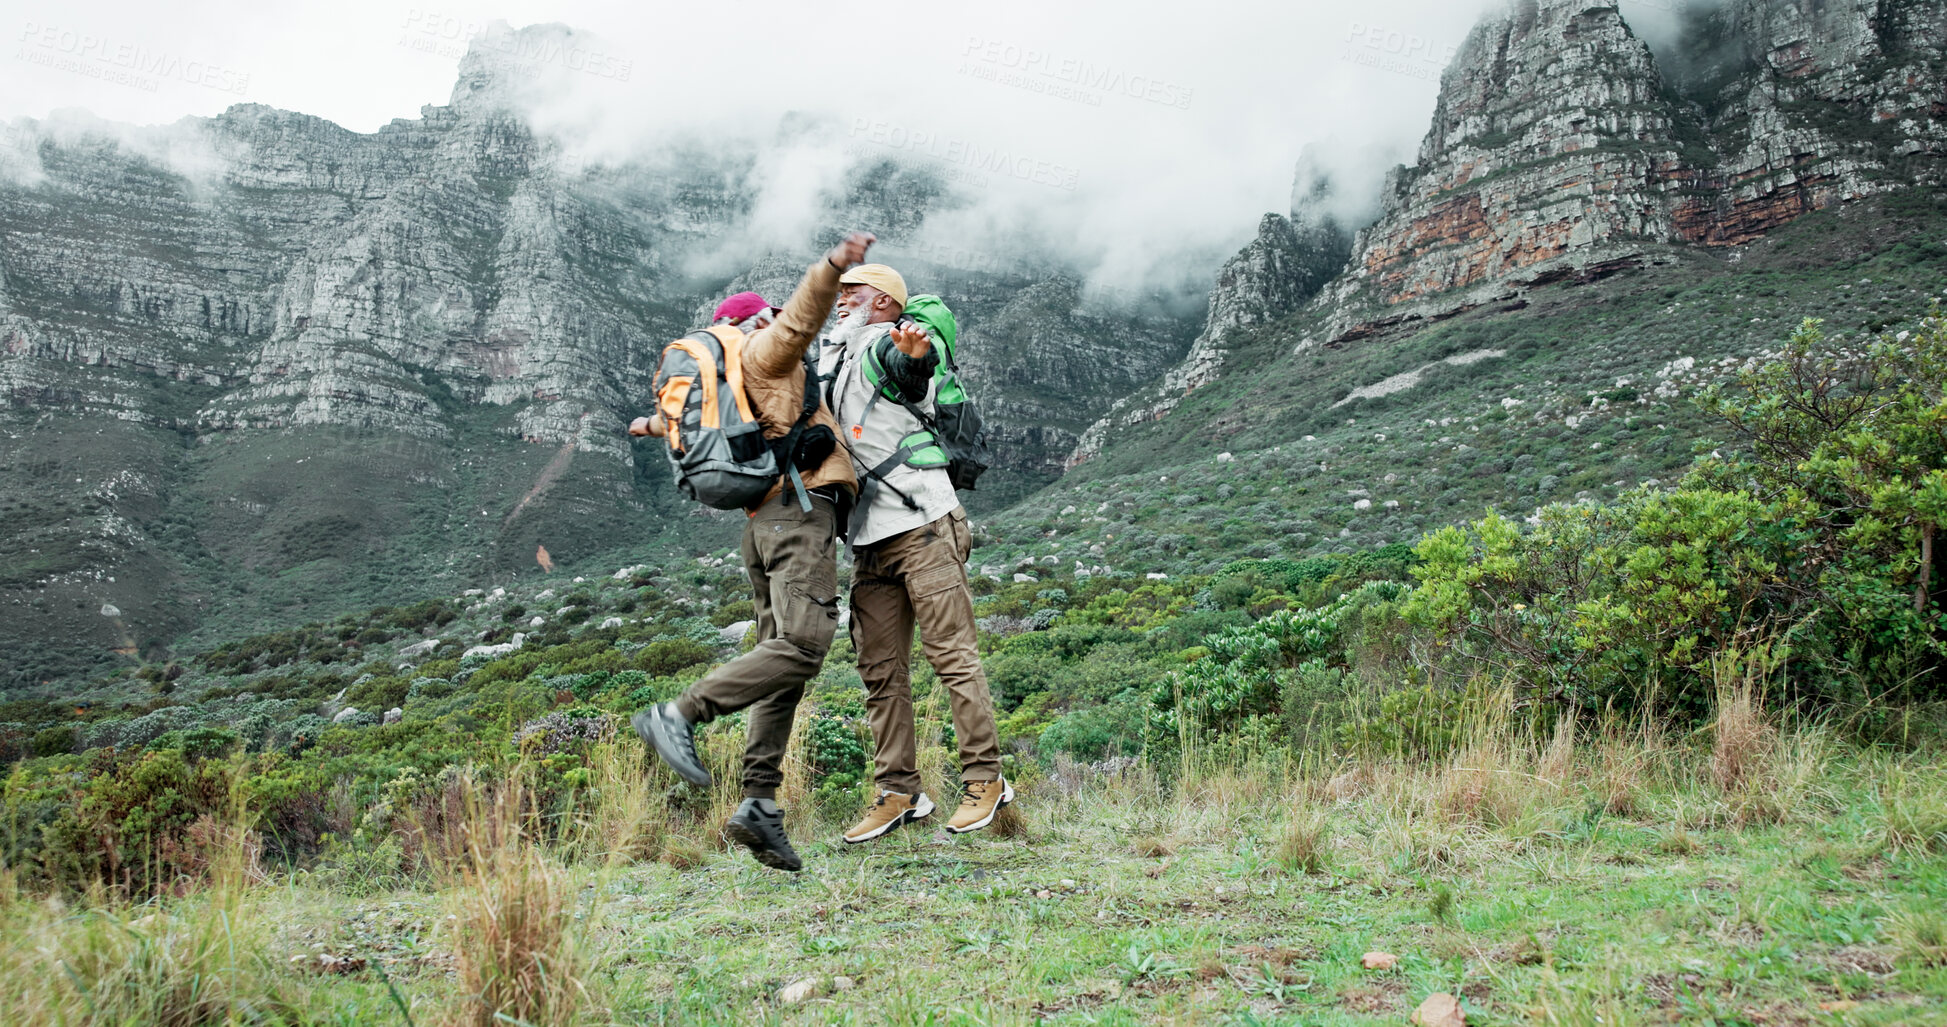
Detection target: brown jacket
<box><xmin>738</xmin><ymin>257</ymin><xmax>857</xmax><ymax>505</ymax></box>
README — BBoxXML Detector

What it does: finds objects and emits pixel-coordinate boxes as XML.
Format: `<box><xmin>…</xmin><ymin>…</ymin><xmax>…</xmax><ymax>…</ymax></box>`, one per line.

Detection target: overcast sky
<box><xmin>4</xmin><ymin>1</ymin><xmax>1520</xmax><ymax>290</ymax></box>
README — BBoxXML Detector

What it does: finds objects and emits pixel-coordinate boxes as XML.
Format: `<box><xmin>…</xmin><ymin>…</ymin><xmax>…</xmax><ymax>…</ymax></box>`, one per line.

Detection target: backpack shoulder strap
<box><xmin>698</xmin><ymin>325</ymin><xmax>756</xmax><ymax>426</ymax></box>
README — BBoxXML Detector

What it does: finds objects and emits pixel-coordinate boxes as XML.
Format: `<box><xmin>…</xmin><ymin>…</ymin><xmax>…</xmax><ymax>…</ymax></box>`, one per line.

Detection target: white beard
<box><xmin>832</xmin><ymin>306</ymin><xmax>874</xmax><ymax>344</ymax></box>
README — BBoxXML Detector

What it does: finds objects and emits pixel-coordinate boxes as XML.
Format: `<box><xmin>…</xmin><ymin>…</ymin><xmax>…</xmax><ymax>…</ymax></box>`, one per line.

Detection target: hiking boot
<box><xmin>632</xmin><ymin>702</ymin><xmax>712</xmax><ymax>787</ymax></box>
<box><xmin>841</xmin><ymin>790</ymin><xmax>935</xmax><ymax>844</ymax></box>
<box><xmin>945</xmin><ymin>777</ymin><xmax>1014</xmax><ymax>834</ymax></box>
<box><xmin>725</xmin><ymin>799</ymin><xmax>802</xmax><ymax>872</ymax></box>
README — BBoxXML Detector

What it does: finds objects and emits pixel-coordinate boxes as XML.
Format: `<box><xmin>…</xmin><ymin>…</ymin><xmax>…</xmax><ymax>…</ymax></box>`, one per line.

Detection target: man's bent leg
<box><xmin>670</xmin><ymin>499</ymin><xmax>838</xmax><ymax>730</ymax></box>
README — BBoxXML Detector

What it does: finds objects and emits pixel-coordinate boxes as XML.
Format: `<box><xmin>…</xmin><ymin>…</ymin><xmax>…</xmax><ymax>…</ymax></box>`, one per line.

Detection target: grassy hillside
<box><xmin>969</xmin><ymin>192</ymin><xmax>1947</xmax><ymax>579</ymax></box>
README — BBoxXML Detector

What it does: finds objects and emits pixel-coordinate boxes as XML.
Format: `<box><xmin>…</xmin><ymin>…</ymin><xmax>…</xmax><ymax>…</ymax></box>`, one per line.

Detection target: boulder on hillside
<box><xmin>398</xmin><ymin>639</ymin><xmax>440</xmax><ymax>660</ymax></box>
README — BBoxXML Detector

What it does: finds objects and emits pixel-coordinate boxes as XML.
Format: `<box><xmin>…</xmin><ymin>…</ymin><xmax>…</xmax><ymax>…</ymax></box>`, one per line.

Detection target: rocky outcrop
<box><xmin>1665</xmin><ymin>0</ymin><xmax>1947</xmax><ymax>245</ymax></box>
<box><xmin>1068</xmin><ymin>162</ymin><xmax>1351</xmax><ymax>466</ymax></box>
<box><xmin>1318</xmin><ymin>0</ymin><xmax>1709</xmax><ymax>334</ymax></box>
<box><xmin>1073</xmin><ymin>0</ymin><xmax>1943</xmax><ymax>469</ymax></box>
<box><xmin>1321</xmin><ymin>0</ymin><xmax>1946</xmax><ymax>339</ymax></box>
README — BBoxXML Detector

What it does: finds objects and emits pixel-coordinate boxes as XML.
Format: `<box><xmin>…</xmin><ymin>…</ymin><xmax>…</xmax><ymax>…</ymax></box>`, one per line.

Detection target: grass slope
<box><xmin>970</xmin><ymin>193</ymin><xmax>1947</xmax><ymax>579</ymax></box>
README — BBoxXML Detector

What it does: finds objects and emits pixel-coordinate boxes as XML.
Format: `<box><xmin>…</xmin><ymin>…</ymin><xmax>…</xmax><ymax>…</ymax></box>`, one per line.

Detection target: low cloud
<box><xmin>5</xmin><ymin>0</ymin><xmax>1511</xmax><ymax>297</ymax></box>
<box><xmin>424</xmin><ymin>0</ymin><xmax>1502</xmax><ymax>301</ymax></box>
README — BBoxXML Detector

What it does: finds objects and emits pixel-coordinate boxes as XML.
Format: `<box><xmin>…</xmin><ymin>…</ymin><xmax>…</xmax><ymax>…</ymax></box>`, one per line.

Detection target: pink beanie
<box><xmin>713</xmin><ymin>291</ymin><xmax>769</xmax><ymax>322</ymax></box>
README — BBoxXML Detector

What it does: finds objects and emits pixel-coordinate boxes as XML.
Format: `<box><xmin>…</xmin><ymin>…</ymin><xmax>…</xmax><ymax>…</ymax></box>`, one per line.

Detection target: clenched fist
<box><xmin>826</xmin><ymin>231</ymin><xmax>875</xmax><ymax>272</ymax></box>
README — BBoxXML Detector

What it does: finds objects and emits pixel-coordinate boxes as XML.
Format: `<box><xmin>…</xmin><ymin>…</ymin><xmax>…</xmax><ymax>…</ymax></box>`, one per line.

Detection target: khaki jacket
<box><xmin>738</xmin><ymin>258</ymin><xmax>858</xmax><ymax>505</ymax></box>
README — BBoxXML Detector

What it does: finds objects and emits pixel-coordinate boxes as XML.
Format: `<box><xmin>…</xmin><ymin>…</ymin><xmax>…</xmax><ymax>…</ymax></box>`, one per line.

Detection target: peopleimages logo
<box><xmin>960</xmin><ymin>36</ymin><xmax>1193</xmax><ymax>111</ymax></box>
<box><xmin>1340</xmin><ymin>21</ymin><xmax>1459</xmax><ymax>83</ymax></box>
<box><xmin>850</xmin><ymin>119</ymin><xmax>1081</xmax><ymax>193</ymax></box>
<box><xmin>15</xmin><ymin>21</ymin><xmax>250</xmax><ymax>95</ymax></box>
<box><xmin>399</xmin><ymin>10</ymin><xmax>631</xmax><ymax>82</ymax></box>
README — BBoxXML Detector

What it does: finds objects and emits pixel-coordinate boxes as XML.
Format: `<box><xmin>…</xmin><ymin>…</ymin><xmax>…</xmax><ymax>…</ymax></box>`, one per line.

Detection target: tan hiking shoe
<box><xmin>946</xmin><ymin>777</ymin><xmax>1014</xmax><ymax>834</ymax></box>
<box><xmin>841</xmin><ymin>790</ymin><xmax>935</xmax><ymax>844</ymax></box>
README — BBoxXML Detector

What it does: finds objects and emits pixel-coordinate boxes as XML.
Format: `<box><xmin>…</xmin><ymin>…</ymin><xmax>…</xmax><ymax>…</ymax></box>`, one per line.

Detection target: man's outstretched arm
<box><xmin>745</xmin><ymin>232</ymin><xmax>875</xmax><ymax>378</ymax></box>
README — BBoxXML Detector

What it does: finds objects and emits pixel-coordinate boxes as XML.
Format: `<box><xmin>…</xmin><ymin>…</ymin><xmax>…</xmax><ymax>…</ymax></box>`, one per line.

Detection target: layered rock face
<box><xmin>0</xmin><ymin>25</ymin><xmax>1195</xmax><ymax>682</ymax></box>
<box><xmin>1071</xmin><ymin>0</ymin><xmax>1943</xmax><ymax>468</ymax></box>
<box><xmin>1322</xmin><ymin>0</ymin><xmax>1946</xmax><ymax>337</ymax></box>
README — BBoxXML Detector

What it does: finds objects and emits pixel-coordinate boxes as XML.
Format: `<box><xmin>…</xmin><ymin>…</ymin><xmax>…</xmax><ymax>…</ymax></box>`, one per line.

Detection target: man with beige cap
<box><xmin>820</xmin><ymin>263</ymin><xmax>1012</xmax><ymax>842</ymax></box>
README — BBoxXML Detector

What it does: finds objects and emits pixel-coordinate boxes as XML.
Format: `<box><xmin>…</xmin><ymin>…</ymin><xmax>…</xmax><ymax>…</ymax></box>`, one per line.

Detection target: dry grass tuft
<box><xmin>1709</xmin><ymin>649</ymin><xmax>1780</xmax><ymax>795</ymax></box>
<box><xmin>1656</xmin><ymin>827</ymin><xmax>1702</xmax><ymax>856</ymax></box>
<box><xmin>445</xmin><ymin>775</ymin><xmax>597</xmax><ymax>1027</ymax></box>
<box><xmin>1885</xmin><ymin>907</ymin><xmax>1947</xmax><ymax>968</ymax></box>
<box><xmin>0</xmin><ymin>820</ymin><xmax>302</xmax><ymax>1026</ymax></box>
<box><xmin>658</xmin><ymin>834</ymin><xmax>709</xmax><ymax>870</ymax></box>
<box><xmin>1275</xmin><ymin>811</ymin><xmax>1333</xmax><ymax>875</ymax></box>
<box><xmin>1538</xmin><ymin>715</ymin><xmax>1576</xmax><ymax>784</ymax></box>
<box><xmin>988</xmin><ymin>800</ymin><xmax>1030</xmax><ymax>839</ymax></box>
<box><xmin>1131</xmin><ymin>835</ymin><xmax>1176</xmax><ymax>859</ymax></box>
<box><xmin>1877</xmin><ymin>766</ymin><xmax>1947</xmax><ymax>855</ymax></box>
<box><xmin>565</xmin><ymin>738</ymin><xmax>668</xmax><ymax>867</ymax></box>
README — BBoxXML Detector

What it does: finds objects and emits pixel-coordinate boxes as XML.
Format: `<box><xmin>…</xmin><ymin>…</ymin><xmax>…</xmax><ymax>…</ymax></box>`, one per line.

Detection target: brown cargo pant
<box><xmin>673</xmin><ymin>495</ymin><xmax>840</xmax><ymax>799</ymax></box>
<box><xmin>850</xmin><ymin>506</ymin><xmax>1002</xmax><ymax>795</ymax></box>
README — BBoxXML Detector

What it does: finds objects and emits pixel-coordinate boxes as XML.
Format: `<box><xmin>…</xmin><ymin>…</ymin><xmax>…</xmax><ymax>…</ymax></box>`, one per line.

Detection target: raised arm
<box><xmin>877</xmin><ymin>322</ymin><xmax>941</xmax><ymax>403</ymax></box>
<box><xmin>743</xmin><ymin>232</ymin><xmax>875</xmax><ymax>378</ymax></box>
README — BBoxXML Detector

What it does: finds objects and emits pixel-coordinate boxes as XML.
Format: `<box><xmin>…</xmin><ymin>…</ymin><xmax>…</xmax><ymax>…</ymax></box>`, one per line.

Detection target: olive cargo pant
<box><xmin>673</xmin><ymin>495</ymin><xmax>840</xmax><ymax>799</ymax></box>
<box><xmin>850</xmin><ymin>506</ymin><xmax>1002</xmax><ymax>795</ymax></box>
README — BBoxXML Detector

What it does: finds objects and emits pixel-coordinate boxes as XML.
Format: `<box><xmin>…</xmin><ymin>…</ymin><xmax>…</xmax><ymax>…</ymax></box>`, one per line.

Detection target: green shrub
<box><xmin>1038</xmin><ymin>697</ymin><xmax>1145</xmax><ymax>761</ymax></box>
<box><xmin>632</xmin><ymin>639</ymin><xmax>712</xmax><ymax>676</ymax></box>
<box><xmin>346</xmin><ymin>674</ymin><xmax>410</xmax><ymax>711</ymax></box>
<box><xmin>30</xmin><ymin>725</ymin><xmax>77</xmax><ymax>758</ymax></box>
<box><xmin>1404</xmin><ymin>311</ymin><xmax>1947</xmax><ymax>717</ymax></box>
<box><xmin>710</xmin><ymin>599</ymin><xmax>755</xmax><ymax>627</ymax></box>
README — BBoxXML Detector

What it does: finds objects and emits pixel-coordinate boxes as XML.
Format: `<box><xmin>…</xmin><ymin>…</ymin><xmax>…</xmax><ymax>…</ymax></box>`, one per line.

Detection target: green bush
<box><xmin>346</xmin><ymin>674</ymin><xmax>410</xmax><ymax>711</ymax></box>
<box><xmin>1038</xmin><ymin>696</ymin><xmax>1145</xmax><ymax>761</ymax></box>
<box><xmin>1405</xmin><ymin>312</ymin><xmax>1947</xmax><ymax>717</ymax></box>
<box><xmin>30</xmin><ymin>725</ymin><xmax>77</xmax><ymax>758</ymax></box>
<box><xmin>633</xmin><ymin>639</ymin><xmax>713</xmax><ymax>676</ymax></box>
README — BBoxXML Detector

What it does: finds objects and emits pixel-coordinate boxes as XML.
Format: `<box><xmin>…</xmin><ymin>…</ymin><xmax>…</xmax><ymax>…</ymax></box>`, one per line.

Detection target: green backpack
<box><xmin>860</xmin><ymin>294</ymin><xmax>992</xmax><ymax>491</ymax></box>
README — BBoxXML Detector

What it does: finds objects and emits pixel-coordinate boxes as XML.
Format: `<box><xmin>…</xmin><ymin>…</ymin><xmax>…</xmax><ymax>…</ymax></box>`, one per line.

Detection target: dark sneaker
<box><xmin>725</xmin><ymin>799</ymin><xmax>802</xmax><ymax>872</ymax></box>
<box><xmin>632</xmin><ymin>702</ymin><xmax>711</xmax><ymax>787</ymax></box>
<box><xmin>841</xmin><ymin>790</ymin><xmax>936</xmax><ymax>844</ymax></box>
<box><xmin>945</xmin><ymin>777</ymin><xmax>1014</xmax><ymax>834</ymax></box>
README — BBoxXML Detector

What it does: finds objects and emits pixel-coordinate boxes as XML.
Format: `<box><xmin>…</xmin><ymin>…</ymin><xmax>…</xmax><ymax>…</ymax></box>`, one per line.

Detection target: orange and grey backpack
<box><xmin>652</xmin><ymin>326</ymin><xmax>826</xmax><ymax>511</ymax></box>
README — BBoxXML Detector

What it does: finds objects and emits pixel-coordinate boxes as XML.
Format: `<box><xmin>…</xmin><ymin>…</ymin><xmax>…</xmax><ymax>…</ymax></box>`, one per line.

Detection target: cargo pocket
<box><xmin>781</xmin><ymin>583</ymin><xmax>840</xmax><ymax>654</ymax></box>
<box><xmin>907</xmin><ymin>562</ymin><xmax>963</xmax><ymax>601</ymax></box>
<box><xmin>948</xmin><ymin>507</ymin><xmax>972</xmax><ymax>562</ymax></box>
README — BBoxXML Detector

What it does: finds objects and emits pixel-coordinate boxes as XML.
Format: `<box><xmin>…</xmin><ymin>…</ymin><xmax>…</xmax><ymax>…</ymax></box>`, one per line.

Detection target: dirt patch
<box><xmin>1331</xmin><ymin>348</ymin><xmax>1507</xmax><ymax>407</ymax></box>
<box><xmin>1031</xmin><ymin>990</ymin><xmax>1107</xmax><ymax>1021</ymax></box>
<box><xmin>1819</xmin><ymin>946</ymin><xmax>1898</xmax><ymax>977</ymax></box>
<box><xmin>1340</xmin><ymin>978</ymin><xmax>1407</xmax><ymax>1014</ymax></box>
<box><xmin>1639</xmin><ymin>972</ymin><xmax>1708</xmax><ymax>1005</ymax></box>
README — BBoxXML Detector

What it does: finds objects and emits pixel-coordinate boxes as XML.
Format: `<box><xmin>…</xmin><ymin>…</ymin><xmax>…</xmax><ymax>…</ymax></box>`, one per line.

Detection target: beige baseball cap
<box><xmin>837</xmin><ymin>263</ymin><xmax>908</xmax><ymax>307</ymax></box>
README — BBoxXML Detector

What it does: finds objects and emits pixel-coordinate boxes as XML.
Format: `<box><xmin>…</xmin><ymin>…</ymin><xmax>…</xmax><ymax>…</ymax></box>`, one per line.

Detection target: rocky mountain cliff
<box><xmin>1073</xmin><ymin>0</ymin><xmax>1946</xmax><ymax>466</ymax></box>
<box><xmin>1321</xmin><ymin>0</ymin><xmax>1945</xmax><ymax>338</ymax></box>
<box><xmin>0</xmin><ymin>26</ymin><xmax>1198</xmax><ymax>685</ymax></box>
